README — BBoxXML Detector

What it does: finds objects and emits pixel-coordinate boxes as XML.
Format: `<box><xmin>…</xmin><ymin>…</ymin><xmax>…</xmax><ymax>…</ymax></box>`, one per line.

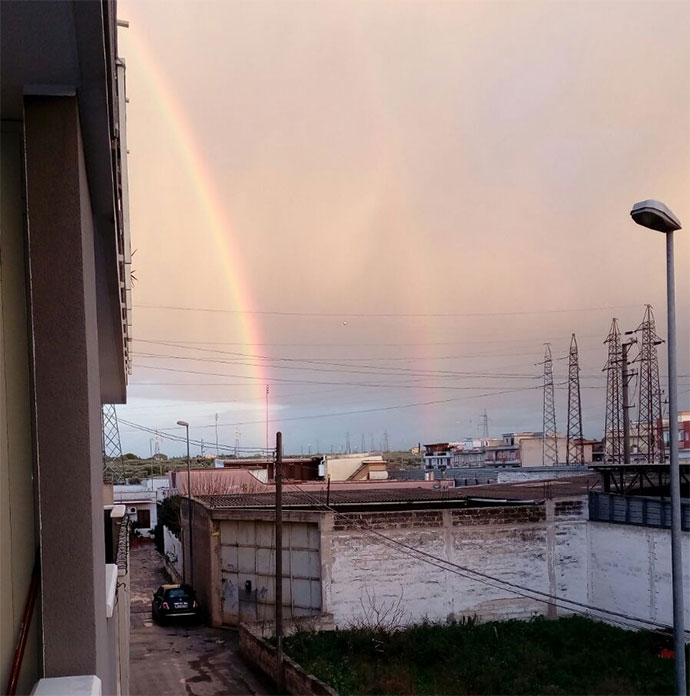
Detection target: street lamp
<box><xmin>630</xmin><ymin>199</ymin><xmax>686</xmax><ymax>695</ymax></box>
<box><xmin>176</xmin><ymin>420</ymin><xmax>194</xmax><ymax>586</ymax></box>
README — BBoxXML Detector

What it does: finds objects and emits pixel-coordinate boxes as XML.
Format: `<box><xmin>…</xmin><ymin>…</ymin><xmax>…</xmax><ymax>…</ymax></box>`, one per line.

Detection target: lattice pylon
<box><xmin>603</xmin><ymin>319</ymin><xmax>623</xmax><ymax>463</ymax></box>
<box><xmin>102</xmin><ymin>404</ymin><xmax>124</xmax><ymax>483</ymax></box>
<box><xmin>542</xmin><ymin>344</ymin><xmax>559</xmax><ymax>466</ymax></box>
<box><xmin>566</xmin><ymin>334</ymin><xmax>584</xmax><ymax>465</ymax></box>
<box><xmin>634</xmin><ymin>305</ymin><xmax>665</xmax><ymax>463</ymax></box>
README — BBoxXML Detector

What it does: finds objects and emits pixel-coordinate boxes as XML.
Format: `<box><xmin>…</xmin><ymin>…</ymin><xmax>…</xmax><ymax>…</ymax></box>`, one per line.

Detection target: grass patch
<box><xmin>279</xmin><ymin>616</ymin><xmax>677</xmax><ymax>695</ymax></box>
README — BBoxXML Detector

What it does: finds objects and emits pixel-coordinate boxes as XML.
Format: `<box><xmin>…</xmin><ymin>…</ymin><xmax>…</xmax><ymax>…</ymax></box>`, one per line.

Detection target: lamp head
<box><xmin>176</xmin><ymin>420</ymin><xmax>189</xmax><ymax>427</ymax></box>
<box><xmin>630</xmin><ymin>200</ymin><xmax>682</xmax><ymax>233</ymax></box>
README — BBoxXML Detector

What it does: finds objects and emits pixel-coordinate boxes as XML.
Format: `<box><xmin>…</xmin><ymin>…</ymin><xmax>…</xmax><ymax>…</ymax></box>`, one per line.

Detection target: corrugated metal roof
<box><xmin>197</xmin><ymin>474</ymin><xmax>596</xmax><ymax>510</ymax></box>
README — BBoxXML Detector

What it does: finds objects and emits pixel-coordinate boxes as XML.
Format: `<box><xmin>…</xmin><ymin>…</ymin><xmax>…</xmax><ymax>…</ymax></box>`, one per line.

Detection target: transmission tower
<box><xmin>634</xmin><ymin>305</ymin><xmax>665</xmax><ymax>462</ymax></box>
<box><xmin>566</xmin><ymin>334</ymin><xmax>584</xmax><ymax>465</ymax></box>
<box><xmin>542</xmin><ymin>344</ymin><xmax>558</xmax><ymax>466</ymax></box>
<box><xmin>234</xmin><ymin>428</ymin><xmax>240</xmax><ymax>457</ymax></box>
<box><xmin>480</xmin><ymin>410</ymin><xmax>489</xmax><ymax>439</ymax></box>
<box><xmin>345</xmin><ymin>432</ymin><xmax>351</xmax><ymax>454</ymax></box>
<box><xmin>102</xmin><ymin>404</ymin><xmax>124</xmax><ymax>483</ymax></box>
<box><xmin>603</xmin><ymin>319</ymin><xmax>624</xmax><ymax>463</ymax></box>
<box><xmin>383</xmin><ymin>430</ymin><xmax>390</xmax><ymax>452</ymax></box>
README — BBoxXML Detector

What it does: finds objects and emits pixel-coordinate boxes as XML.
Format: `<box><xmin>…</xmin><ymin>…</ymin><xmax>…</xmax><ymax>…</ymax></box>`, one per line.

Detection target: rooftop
<box><xmin>196</xmin><ymin>474</ymin><xmax>598</xmax><ymax>511</ymax></box>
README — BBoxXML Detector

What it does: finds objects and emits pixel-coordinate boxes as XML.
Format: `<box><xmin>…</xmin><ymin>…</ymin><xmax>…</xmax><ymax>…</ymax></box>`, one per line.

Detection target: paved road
<box><xmin>129</xmin><ymin>540</ymin><xmax>271</xmax><ymax>696</ymax></box>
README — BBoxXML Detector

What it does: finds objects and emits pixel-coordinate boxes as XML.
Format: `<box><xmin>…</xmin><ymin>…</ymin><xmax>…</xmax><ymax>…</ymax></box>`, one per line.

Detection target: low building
<box><xmin>113</xmin><ymin>477</ymin><xmax>168</xmax><ymax>533</ymax></box>
<box><xmin>180</xmin><ymin>473</ymin><xmax>689</xmax><ymax>638</ymax></box>
<box><xmin>324</xmin><ymin>453</ymin><xmax>388</xmax><ymax>481</ymax></box>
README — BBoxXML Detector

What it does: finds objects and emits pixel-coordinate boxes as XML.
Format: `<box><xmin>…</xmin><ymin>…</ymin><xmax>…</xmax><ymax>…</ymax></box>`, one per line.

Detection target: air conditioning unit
<box><xmin>127</xmin><ymin>506</ymin><xmax>138</xmax><ymax>515</ymax></box>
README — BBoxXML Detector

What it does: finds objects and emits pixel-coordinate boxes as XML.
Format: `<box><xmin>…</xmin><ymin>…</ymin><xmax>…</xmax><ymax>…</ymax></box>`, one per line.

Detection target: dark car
<box><xmin>152</xmin><ymin>584</ymin><xmax>201</xmax><ymax>624</ymax></box>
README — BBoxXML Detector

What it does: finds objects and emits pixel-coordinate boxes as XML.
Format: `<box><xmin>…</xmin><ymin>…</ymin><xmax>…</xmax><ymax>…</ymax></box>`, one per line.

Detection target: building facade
<box><xmin>1</xmin><ymin>1</ymin><xmax>131</xmax><ymax>693</ymax></box>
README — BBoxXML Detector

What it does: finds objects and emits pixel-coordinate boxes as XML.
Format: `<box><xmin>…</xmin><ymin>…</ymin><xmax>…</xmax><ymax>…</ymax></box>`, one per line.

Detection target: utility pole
<box><xmin>274</xmin><ymin>431</ymin><xmax>284</xmax><ymax>692</ymax></box>
<box><xmin>215</xmin><ymin>412</ymin><xmax>219</xmax><ymax>456</ymax></box>
<box><xmin>265</xmin><ymin>386</ymin><xmax>270</xmax><ymax>457</ymax></box>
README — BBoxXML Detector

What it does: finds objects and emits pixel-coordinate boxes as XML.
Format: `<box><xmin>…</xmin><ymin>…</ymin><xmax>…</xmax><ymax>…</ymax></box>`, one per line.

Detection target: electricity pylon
<box><xmin>603</xmin><ymin>319</ymin><xmax>624</xmax><ymax>463</ymax></box>
<box><xmin>542</xmin><ymin>344</ymin><xmax>558</xmax><ymax>466</ymax></box>
<box><xmin>102</xmin><ymin>404</ymin><xmax>124</xmax><ymax>483</ymax></box>
<box><xmin>633</xmin><ymin>305</ymin><xmax>665</xmax><ymax>462</ymax></box>
<box><xmin>566</xmin><ymin>334</ymin><xmax>584</xmax><ymax>465</ymax></box>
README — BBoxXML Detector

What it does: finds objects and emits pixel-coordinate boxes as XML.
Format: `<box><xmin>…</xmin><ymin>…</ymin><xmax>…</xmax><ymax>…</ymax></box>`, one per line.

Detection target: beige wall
<box><xmin>520</xmin><ymin>437</ymin><xmax>593</xmax><ymax>467</ymax></box>
<box><xmin>1</xmin><ymin>124</ymin><xmax>41</xmax><ymax>694</ymax></box>
<box><xmin>325</xmin><ymin>454</ymin><xmax>384</xmax><ymax>481</ymax></box>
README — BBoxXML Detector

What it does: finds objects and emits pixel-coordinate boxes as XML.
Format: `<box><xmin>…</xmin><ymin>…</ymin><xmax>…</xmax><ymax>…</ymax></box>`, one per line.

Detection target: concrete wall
<box><xmin>325</xmin><ymin>455</ymin><xmax>380</xmax><ymax>481</ymax></box>
<box><xmin>588</xmin><ymin>522</ymin><xmax>690</xmax><ymax>631</ymax></box>
<box><xmin>1</xmin><ymin>124</ymin><xmax>41</xmax><ymax>695</ymax></box>
<box><xmin>520</xmin><ymin>438</ymin><xmax>593</xmax><ymax>466</ymax></box>
<box><xmin>322</xmin><ymin>502</ymin><xmax>589</xmax><ymax>627</ymax></box>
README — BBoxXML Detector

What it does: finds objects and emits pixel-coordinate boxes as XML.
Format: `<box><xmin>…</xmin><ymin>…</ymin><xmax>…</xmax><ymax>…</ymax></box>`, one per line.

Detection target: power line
<box><xmin>131</xmin><ymin>363</ymin><xmax>541</xmax><ymax>389</ymax></box>
<box><xmin>133</xmin><ymin>302</ymin><xmax>642</xmax><ymax>318</ymax></box>
<box><xmin>126</xmin><ymin>385</ymin><xmax>542</xmax><ymax>432</ymax></box>
<box><xmin>131</xmin><ymin>351</ymin><xmax>541</xmax><ymax>380</ymax></box>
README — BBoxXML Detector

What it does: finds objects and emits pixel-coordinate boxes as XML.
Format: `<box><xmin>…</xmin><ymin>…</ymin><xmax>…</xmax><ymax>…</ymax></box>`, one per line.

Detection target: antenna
<box><xmin>542</xmin><ymin>344</ymin><xmax>558</xmax><ymax>466</ymax></box>
<box><xmin>566</xmin><ymin>334</ymin><xmax>584</xmax><ymax>465</ymax></box>
<box><xmin>102</xmin><ymin>404</ymin><xmax>124</xmax><ymax>483</ymax></box>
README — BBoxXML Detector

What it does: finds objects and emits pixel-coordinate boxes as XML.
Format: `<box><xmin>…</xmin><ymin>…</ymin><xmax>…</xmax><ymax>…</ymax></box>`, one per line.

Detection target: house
<box><xmin>1</xmin><ymin>1</ymin><xmax>132</xmax><ymax>693</ymax></box>
<box><xmin>484</xmin><ymin>433</ymin><xmax>594</xmax><ymax>467</ymax></box>
<box><xmin>113</xmin><ymin>477</ymin><xmax>169</xmax><ymax>533</ymax></box>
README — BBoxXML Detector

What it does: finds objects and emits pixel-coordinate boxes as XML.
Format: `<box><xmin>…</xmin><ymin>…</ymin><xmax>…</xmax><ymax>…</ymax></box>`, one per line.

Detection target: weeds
<box><xmin>281</xmin><ymin>616</ymin><xmax>677</xmax><ymax>695</ymax></box>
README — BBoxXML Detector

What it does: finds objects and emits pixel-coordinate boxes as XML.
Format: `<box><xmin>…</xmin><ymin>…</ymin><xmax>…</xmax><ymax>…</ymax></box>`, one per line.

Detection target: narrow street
<box><xmin>129</xmin><ymin>540</ymin><xmax>271</xmax><ymax>696</ymax></box>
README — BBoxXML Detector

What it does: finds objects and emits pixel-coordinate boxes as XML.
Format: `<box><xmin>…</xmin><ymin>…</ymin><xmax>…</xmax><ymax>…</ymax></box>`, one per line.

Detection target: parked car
<box><xmin>151</xmin><ymin>583</ymin><xmax>201</xmax><ymax>624</ymax></box>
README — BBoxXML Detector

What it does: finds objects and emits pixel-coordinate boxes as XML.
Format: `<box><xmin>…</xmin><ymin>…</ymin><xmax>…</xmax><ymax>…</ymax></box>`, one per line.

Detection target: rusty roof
<box><xmin>197</xmin><ymin>474</ymin><xmax>598</xmax><ymax>510</ymax></box>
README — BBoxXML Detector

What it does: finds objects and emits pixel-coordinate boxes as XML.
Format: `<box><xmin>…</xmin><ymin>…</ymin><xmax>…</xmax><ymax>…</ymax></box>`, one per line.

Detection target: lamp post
<box><xmin>177</xmin><ymin>420</ymin><xmax>193</xmax><ymax>586</ymax></box>
<box><xmin>630</xmin><ymin>199</ymin><xmax>686</xmax><ymax>695</ymax></box>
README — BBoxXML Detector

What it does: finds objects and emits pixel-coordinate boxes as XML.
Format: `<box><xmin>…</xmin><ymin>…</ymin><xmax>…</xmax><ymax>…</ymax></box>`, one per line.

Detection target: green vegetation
<box><xmin>104</xmin><ymin>455</ymin><xmax>213</xmax><ymax>482</ymax></box>
<box><xmin>280</xmin><ymin>616</ymin><xmax>677</xmax><ymax>695</ymax></box>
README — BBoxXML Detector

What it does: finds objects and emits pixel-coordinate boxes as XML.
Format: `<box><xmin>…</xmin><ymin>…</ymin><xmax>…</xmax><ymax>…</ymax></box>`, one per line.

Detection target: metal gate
<box><xmin>219</xmin><ymin>519</ymin><xmax>321</xmax><ymax>625</ymax></box>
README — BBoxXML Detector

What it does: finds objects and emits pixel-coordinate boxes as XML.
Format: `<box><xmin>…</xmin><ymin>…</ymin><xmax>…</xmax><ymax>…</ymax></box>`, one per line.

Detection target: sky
<box><xmin>116</xmin><ymin>0</ymin><xmax>690</xmax><ymax>458</ymax></box>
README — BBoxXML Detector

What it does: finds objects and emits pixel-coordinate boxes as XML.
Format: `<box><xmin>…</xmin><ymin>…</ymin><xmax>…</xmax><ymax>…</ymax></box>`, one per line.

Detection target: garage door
<box><xmin>219</xmin><ymin>519</ymin><xmax>321</xmax><ymax>625</ymax></box>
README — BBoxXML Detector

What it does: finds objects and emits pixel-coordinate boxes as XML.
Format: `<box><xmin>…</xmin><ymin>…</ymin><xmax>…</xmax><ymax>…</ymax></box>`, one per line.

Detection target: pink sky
<box><xmin>116</xmin><ymin>0</ymin><xmax>689</xmax><ymax>457</ymax></box>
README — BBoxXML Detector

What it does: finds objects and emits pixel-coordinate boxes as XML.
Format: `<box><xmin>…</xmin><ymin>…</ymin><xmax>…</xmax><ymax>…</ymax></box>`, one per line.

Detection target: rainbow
<box><xmin>120</xmin><ymin>21</ymin><xmax>265</xmax><ymax>397</ymax></box>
